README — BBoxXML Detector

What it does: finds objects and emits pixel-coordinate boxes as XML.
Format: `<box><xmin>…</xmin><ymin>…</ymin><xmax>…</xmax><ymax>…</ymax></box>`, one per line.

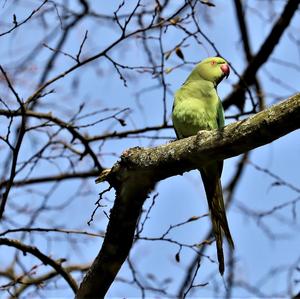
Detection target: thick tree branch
<box><xmin>224</xmin><ymin>0</ymin><xmax>299</xmax><ymax>111</ymax></box>
<box><xmin>76</xmin><ymin>93</ymin><xmax>300</xmax><ymax>298</ymax></box>
<box><xmin>234</xmin><ymin>0</ymin><xmax>252</xmax><ymax>62</ymax></box>
<box><xmin>233</xmin><ymin>0</ymin><xmax>265</xmax><ymax>111</ymax></box>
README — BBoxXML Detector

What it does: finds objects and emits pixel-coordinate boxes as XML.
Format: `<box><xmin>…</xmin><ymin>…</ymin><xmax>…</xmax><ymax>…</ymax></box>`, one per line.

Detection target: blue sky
<box><xmin>0</xmin><ymin>0</ymin><xmax>300</xmax><ymax>298</ymax></box>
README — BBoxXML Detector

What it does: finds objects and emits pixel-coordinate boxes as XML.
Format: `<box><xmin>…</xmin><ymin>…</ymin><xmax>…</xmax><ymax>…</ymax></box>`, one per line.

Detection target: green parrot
<box><xmin>172</xmin><ymin>56</ymin><xmax>234</xmax><ymax>275</ymax></box>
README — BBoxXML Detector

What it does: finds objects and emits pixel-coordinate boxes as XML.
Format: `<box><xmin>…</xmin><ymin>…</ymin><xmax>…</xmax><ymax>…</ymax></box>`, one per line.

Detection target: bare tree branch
<box><xmin>0</xmin><ymin>1</ymin><xmax>48</xmax><ymax>37</ymax></box>
<box><xmin>76</xmin><ymin>93</ymin><xmax>300</xmax><ymax>298</ymax></box>
<box><xmin>0</xmin><ymin>108</ymin><xmax>103</xmax><ymax>171</ymax></box>
<box><xmin>1</xmin><ymin>1</ymin><xmax>299</xmax><ymax>297</ymax></box>
<box><xmin>0</xmin><ymin>238</ymin><xmax>78</xmax><ymax>294</ymax></box>
<box><xmin>25</xmin><ymin>1</ymin><xmax>191</xmax><ymax>108</ymax></box>
<box><xmin>233</xmin><ymin>0</ymin><xmax>265</xmax><ymax>111</ymax></box>
<box><xmin>223</xmin><ymin>0</ymin><xmax>300</xmax><ymax>111</ymax></box>
<box><xmin>10</xmin><ymin>264</ymin><xmax>89</xmax><ymax>299</ymax></box>
<box><xmin>0</xmin><ymin>169</ymin><xmax>98</xmax><ymax>189</ymax></box>
<box><xmin>0</xmin><ymin>66</ymin><xmax>26</xmax><ymax>220</ymax></box>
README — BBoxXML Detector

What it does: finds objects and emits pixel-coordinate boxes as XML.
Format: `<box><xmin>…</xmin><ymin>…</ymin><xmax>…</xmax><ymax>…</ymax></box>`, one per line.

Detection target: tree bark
<box><xmin>76</xmin><ymin>93</ymin><xmax>300</xmax><ymax>299</ymax></box>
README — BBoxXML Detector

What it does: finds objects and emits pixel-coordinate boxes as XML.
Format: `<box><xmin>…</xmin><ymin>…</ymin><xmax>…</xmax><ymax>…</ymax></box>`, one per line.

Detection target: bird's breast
<box><xmin>172</xmin><ymin>97</ymin><xmax>219</xmax><ymax>138</ymax></box>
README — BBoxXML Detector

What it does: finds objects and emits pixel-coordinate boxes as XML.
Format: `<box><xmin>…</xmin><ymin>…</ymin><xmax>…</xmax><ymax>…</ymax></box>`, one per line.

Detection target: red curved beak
<box><xmin>221</xmin><ymin>64</ymin><xmax>230</xmax><ymax>78</ymax></box>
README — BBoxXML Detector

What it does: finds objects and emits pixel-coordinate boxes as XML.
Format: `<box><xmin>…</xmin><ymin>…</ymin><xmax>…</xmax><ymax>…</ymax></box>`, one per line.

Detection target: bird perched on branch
<box><xmin>172</xmin><ymin>56</ymin><xmax>234</xmax><ymax>275</ymax></box>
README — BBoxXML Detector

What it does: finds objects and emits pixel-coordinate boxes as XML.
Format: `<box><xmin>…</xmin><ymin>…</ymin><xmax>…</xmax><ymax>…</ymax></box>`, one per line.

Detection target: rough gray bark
<box><xmin>76</xmin><ymin>93</ymin><xmax>300</xmax><ymax>299</ymax></box>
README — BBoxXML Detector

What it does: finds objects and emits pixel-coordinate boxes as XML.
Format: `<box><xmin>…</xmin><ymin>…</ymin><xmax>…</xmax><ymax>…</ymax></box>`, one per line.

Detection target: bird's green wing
<box><xmin>217</xmin><ymin>98</ymin><xmax>225</xmax><ymax>129</ymax></box>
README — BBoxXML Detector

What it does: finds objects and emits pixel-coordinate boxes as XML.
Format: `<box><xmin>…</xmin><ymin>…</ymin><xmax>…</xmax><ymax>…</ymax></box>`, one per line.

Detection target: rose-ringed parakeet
<box><xmin>172</xmin><ymin>56</ymin><xmax>234</xmax><ymax>275</ymax></box>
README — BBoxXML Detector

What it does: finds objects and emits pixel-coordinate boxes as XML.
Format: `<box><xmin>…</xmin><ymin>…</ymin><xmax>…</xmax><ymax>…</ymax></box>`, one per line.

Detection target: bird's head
<box><xmin>195</xmin><ymin>56</ymin><xmax>230</xmax><ymax>86</ymax></box>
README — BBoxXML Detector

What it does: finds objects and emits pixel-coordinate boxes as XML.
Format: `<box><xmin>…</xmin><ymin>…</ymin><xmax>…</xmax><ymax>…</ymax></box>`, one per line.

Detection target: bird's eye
<box><xmin>210</xmin><ymin>60</ymin><xmax>216</xmax><ymax>65</ymax></box>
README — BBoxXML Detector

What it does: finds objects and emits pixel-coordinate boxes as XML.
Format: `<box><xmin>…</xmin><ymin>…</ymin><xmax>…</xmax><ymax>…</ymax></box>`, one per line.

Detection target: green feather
<box><xmin>172</xmin><ymin>56</ymin><xmax>233</xmax><ymax>275</ymax></box>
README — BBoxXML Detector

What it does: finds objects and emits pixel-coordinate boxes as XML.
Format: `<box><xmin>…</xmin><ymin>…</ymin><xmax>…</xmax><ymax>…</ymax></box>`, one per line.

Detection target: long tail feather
<box><xmin>200</xmin><ymin>167</ymin><xmax>234</xmax><ymax>275</ymax></box>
